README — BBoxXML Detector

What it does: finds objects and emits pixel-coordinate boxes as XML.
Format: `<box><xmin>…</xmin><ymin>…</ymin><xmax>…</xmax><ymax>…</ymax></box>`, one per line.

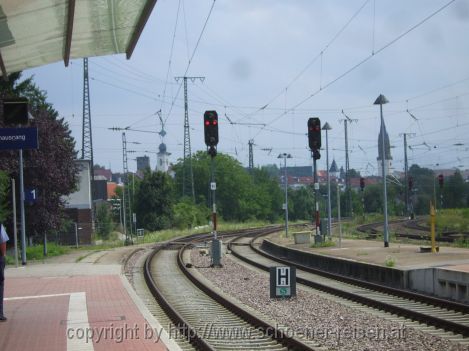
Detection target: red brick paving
<box><xmin>0</xmin><ymin>275</ymin><xmax>168</xmax><ymax>351</ymax></box>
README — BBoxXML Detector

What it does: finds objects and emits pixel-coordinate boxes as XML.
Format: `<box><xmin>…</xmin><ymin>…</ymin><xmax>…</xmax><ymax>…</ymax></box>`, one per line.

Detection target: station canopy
<box><xmin>0</xmin><ymin>0</ymin><xmax>157</xmax><ymax>78</ymax></box>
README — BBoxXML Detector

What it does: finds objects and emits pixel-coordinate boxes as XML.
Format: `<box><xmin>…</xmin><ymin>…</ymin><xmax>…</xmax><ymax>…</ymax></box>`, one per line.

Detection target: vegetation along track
<box><xmin>228</xmin><ymin>230</ymin><xmax>469</xmax><ymax>343</ymax></box>
<box><xmin>144</xmin><ymin>225</ymin><xmax>316</xmax><ymax>351</ymax></box>
<box><xmin>356</xmin><ymin>218</ymin><xmax>469</xmax><ymax>242</ymax></box>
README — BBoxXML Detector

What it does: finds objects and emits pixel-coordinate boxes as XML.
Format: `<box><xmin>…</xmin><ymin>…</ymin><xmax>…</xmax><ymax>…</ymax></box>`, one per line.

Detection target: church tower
<box><xmin>156</xmin><ymin>143</ymin><xmax>171</xmax><ymax>173</ymax></box>
<box><xmin>329</xmin><ymin>159</ymin><xmax>339</xmax><ymax>179</ymax></box>
<box><xmin>377</xmin><ymin>118</ymin><xmax>392</xmax><ymax>176</ymax></box>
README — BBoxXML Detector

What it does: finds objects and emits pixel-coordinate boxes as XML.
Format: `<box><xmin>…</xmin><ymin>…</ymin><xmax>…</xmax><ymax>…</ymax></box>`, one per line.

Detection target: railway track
<box><xmin>142</xmin><ymin>226</ymin><xmax>317</xmax><ymax>350</ymax></box>
<box><xmin>356</xmin><ymin>218</ymin><xmax>469</xmax><ymax>242</ymax></box>
<box><xmin>227</xmin><ymin>230</ymin><xmax>469</xmax><ymax>344</ymax></box>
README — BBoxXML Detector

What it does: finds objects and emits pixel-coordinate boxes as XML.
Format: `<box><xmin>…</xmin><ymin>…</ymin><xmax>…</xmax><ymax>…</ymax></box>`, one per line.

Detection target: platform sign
<box><xmin>0</xmin><ymin>127</ymin><xmax>38</xmax><ymax>150</ymax></box>
<box><xmin>270</xmin><ymin>266</ymin><xmax>296</xmax><ymax>298</ymax></box>
<box><xmin>24</xmin><ymin>188</ymin><xmax>37</xmax><ymax>204</ymax></box>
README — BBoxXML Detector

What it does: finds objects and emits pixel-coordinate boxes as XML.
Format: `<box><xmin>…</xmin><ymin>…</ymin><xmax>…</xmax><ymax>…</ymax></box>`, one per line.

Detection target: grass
<box><xmin>357</xmin><ymin>251</ymin><xmax>369</xmax><ymax>256</ymax></box>
<box><xmin>5</xmin><ymin>220</ymin><xmax>280</xmax><ymax>265</ymax></box>
<box><xmin>6</xmin><ymin>243</ymin><xmax>70</xmax><ymax>263</ymax></box>
<box><xmin>431</xmin><ymin>208</ymin><xmax>469</xmax><ymax>233</ymax></box>
<box><xmin>142</xmin><ymin>220</ymin><xmax>282</xmax><ymax>244</ymax></box>
<box><xmin>310</xmin><ymin>239</ymin><xmax>336</xmax><ymax>248</ymax></box>
<box><xmin>384</xmin><ymin>256</ymin><xmax>396</xmax><ymax>267</ymax></box>
<box><xmin>454</xmin><ymin>237</ymin><xmax>469</xmax><ymax>248</ymax></box>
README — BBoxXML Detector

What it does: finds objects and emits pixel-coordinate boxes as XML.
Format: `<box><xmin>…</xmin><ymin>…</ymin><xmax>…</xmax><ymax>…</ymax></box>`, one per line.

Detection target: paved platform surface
<box><xmin>0</xmin><ymin>245</ymin><xmax>176</xmax><ymax>351</ymax></box>
<box><xmin>268</xmin><ymin>233</ymin><xmax>469</xmax><ymax>270</ymax></box>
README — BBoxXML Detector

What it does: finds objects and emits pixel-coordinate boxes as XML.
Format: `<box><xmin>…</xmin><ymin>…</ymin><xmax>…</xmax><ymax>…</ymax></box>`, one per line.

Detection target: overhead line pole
<box><xmin>400</xmin><ymin>132</ymin><xmax>415</xmax><ymax>218</ymax></box>
<box><xmin>122</xmin><ymin>132</ymin><xmax>129</xmax><ymax>243</ymax></box>
<box><xmin>175</xmin><ymin>76</ymin><xmax>205</xmax><ymax>202</ymax></box>
<box><xmin>82</xmin><ymin>58</ymin><xmax>94</xmax><ymax>197</ymax></box>
<box><xmin>322</xmin><ymin>123</ymin><xmax>332</xmax><ymax>237</ymax></box>
<box><xmin>248</xmin><ymin>139</ymin><xmax>254</xmax><ymax>171</ymax></box>
<box><xmin>340</xmin><ymin>110</ymin><xmax>357</xmax><ymax>218</ymax></box>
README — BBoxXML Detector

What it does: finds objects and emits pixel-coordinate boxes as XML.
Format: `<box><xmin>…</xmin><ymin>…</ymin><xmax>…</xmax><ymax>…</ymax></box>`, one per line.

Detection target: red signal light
<box><xmin>204</xmin><ymin>110</ymin><xmax>219</xmax><ymax>147</ymax></box>
<box><xmin>307</xmin><ymin>117</ymin><xmax>321</xmax><ymax>151</ymax></box>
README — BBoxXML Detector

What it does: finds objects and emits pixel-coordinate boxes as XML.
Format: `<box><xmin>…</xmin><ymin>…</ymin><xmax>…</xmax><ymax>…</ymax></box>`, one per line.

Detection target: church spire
<box><xmin>377</xmin><ymin>118</ymin><xmax>392</xmax><ymax>161</ymax></box>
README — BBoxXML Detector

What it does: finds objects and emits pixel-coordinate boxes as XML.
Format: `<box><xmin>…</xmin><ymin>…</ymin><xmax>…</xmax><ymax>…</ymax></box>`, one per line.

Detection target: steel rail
<box><xmin>357</xmin><ymin>218</ymin><xmax>469</xmax><ymax>242</ymax></box>
<box><xmin>144</xmin><ymin>243</ymin><xmax>215</xmax><ymax>350</ymax></box>
<box><xmin>144</xmin><ymin>225</ymin><xmax>316</xmax><ymax>350</ymax></box>
<box><xmin>227</xmin><ymin>231</ymin><xmax>469</xmax><ymax>338</ymax></box>
<box><xmin>177</xmin><ymin>226</ymin><xmax>316</xmax><ymax>351</ymax></box>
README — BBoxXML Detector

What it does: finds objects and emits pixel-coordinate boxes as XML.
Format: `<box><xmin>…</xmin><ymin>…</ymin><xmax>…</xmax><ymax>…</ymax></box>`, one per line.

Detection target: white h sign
<box><xmin>276</xmin><ymin>267</ymin><xmax>290</xmax><ymax>287</ymax></box>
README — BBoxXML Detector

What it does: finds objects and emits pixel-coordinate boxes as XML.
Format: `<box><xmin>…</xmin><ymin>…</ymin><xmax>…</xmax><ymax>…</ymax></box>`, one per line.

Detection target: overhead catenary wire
<box><xmin>253</xmin><ymin>0</ymin><xmax>458</xmax><ymax>139</ymax></box>
<box><xmin>164</xmin><ymin>0</ymin><xmax>218</xmax><ymax>125</ymax></box>
<box><xmin>237</xmin><ymin>0</ymin><xmax>372</xmax><ymax>122</ymax></box>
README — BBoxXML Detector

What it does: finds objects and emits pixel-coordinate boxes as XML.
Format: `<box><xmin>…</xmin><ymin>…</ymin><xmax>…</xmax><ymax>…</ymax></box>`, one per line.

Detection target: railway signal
<box><xmin>438</xmin><ymin>174</ymin><xmax>444</xmax><ymax>188</ymax></box>
<box><xmin>308</xmin><ymin>117</ymin><xmax>322</xmax><ymax>243</ymax></box>
<box><xmin>408</xmin><ymin>176</ymin><xmax>413</xmax><ymax>191</ymax></box>
<box><xmin>308</xmin><ymin>117</ymin><xmax>321</xmax><ymax>159</ymax></box>
<box><xmin>360</xmin><ymin>177</ymin><xmax>365</xmax><ymax>191</ymax></box>
<box><xmin>204</xmin><ymin>110</ymin><xmax>219</xmax><ymax>147</ymax></box>
<box><xmin>204</xmin><ymin>110</ymin><xmax>221</xmax><ymax>266</ymax></box>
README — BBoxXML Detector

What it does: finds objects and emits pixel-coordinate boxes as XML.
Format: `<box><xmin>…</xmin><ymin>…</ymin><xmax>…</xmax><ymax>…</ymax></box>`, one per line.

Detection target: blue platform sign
<box><xmin>0</xmin><ymin>127</ymin><xmax>38</xmax><ymax>150</ymax></box>
<box><xmin>25</xmin><ymin>188</ymin><xmax>37</xmax><ymax>203</ymax></box>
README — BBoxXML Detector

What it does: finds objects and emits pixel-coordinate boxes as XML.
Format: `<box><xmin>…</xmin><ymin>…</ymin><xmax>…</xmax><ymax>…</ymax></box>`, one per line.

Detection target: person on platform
<box><xmin>0</xmin><ymin>223</ymin><xmax>9</xmax><ymax>321</ymax></box>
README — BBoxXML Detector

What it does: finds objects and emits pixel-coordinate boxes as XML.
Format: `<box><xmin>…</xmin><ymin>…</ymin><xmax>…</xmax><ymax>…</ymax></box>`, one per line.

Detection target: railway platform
<box><xmin>0</xmin><ymin>247</ymin><xmax>178</xmax><ymax>351</ymax></box>
<box><xmin>265</xmin><ymin>233</ymin><xmax>469</xmax><ymax>303</ymax></box>
<box><xmin>269</xmin><ymin>237</ymin><xmax>469</xmax><ymax>269</ymax></box>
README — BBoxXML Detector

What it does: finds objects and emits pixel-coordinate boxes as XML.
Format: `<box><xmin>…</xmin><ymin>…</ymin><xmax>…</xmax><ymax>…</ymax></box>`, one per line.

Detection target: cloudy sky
<box><xmin>25</xmin><ymin>0</ymin><xmax>469</xmax><ymax>175</ymax></box>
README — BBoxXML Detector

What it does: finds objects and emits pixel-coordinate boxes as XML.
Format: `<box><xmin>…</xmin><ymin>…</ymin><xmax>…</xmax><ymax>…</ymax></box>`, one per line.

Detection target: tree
<box><xmin>134</xmin><ymin>170</ymin><xmax>174</xmax><ymax>231</ymax></box>
<box><xmin>172</xmin><ymin>152</ymin><xmax>283</xmax><ymax>222</ymax></box>
<box><xmin>261</xmin><ymin>164</ymin><xmax>280</xmax><ymax>178</ymax></box>
<box><xmin>443</xmin><ymin>170</ymin><xmax>466</xmax><ymax>208</ymax></box>
<box><xmin>408</xmin><ymin>164</ymin><xmax>435</xmax><ymax>214</ymax></box>
<box><xmin>250</xmin><ymin>168</ymin><xmax>283</xmax><ymax>222</ymax></box>
<box><xmin>347</xmin><ymin>169</ymin><xmax>361</xmax><ymax>178</ymax></box>
<box><xmin>289</xmin><ymin>186</ymin><xmax>314</xmax><ymax>221</ymax></box>
<box><xmin>173</xmin><ymin>200</ymin><xmax>209</xmax><ymax>229</ymax></box>
<box><xmin>0</xmin><ymin>171</ymin><xmax>10</xmax><ymax>223</ymax></box>
<box><xmin>0</xmin><ymin>73</ymin><xmax>78</xmax><ymax>239</ymax></box>
<box><xmin>95</xmin><ymin>203</ymin><xmax>113</xmax><ymax>240</ymax></box>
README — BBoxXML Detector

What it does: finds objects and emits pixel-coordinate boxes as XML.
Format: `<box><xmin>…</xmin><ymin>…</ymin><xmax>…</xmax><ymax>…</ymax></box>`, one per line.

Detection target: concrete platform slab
<box><xmin>268</xmin><ymin>234</ymin><xmax>469</xmax><ymax>270</ymax></box>
<box><xmin>441</xmin><ymin>264</ymin><xmax>469</xmax><ymax>273</ymax></box>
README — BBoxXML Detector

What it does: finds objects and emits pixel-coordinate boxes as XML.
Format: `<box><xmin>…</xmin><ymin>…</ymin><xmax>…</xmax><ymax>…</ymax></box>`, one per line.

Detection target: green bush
<box><xmin>173</xmin><ymin>201</ymin><xmax>209</xmax><ymax>229</ymax></box>
<box><xmin>384</xmin><ymin>256</ymin><xmax>396</xmax><ymax>267</ymax></box>
<box><xmin>95</xmin><ymin>203</ymin><xmax>114</xmax><ymax>240</ymax></box>
<box><xmin>431</xmin><ymin>209</ymin><xmax>469</xmax><ymax>233</ymax></box>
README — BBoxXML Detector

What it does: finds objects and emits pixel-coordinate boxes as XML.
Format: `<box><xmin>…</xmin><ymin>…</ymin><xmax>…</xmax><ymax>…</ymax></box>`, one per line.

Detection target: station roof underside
<box><xmin>0</xmin><ymin>0</ymin><xmax>157</xmax><ymax>78</ymax></box>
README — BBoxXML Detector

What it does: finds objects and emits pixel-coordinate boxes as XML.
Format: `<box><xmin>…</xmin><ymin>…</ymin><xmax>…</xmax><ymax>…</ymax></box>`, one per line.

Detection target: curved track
<box><xmin>228</xmin><ymin>231</ymin><xmax>469</xmax><ymax>342</ymax></box>
<box><xmin>143</xmin><ymin>226</ymin><xmax>317</xmax><ymax>351</ymax></box>
<box><xmin>356</xmin><ymin>218</ymin><xmax>469</xmax><ymax>242</ymax></box>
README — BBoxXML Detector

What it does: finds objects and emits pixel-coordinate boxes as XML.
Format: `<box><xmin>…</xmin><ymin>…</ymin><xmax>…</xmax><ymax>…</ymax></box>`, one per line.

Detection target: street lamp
<box><xmin>374</xmin><ymin>94</ymin><xmax>390</xmax><ymax>247</ymax></box>
<box><xmin>322</xmin><ymin>122</ymin><xmax>332</xmax><ymax>237</ymax></box>
<box><xmin>278</xmin><ymin>153</ymin><xmax>292</xmax><ymax>237</ymax></box>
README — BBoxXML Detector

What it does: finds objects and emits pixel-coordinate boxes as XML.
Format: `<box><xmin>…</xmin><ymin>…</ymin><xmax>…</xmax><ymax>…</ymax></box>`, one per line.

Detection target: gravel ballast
<box><xmin>190</xmin><ymin>250</ymin><xmax>467</xmax><ymax>351</ymax></box>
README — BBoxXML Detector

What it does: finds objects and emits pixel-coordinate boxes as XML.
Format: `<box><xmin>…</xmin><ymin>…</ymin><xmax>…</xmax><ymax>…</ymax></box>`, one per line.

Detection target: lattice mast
<box><xmin>82</xmin><ymin>58</ymin><xmax>94</xmax><ymax>185</ymax></box>
<box><xmin>175</xmin><ymin>76</ymin><xmax>204</xmax><ymax>201</ymax></box>
<box><xmin>248</xmin><ymin>139</ymin><xmax>254</xmax><ymax>170</ymax></box>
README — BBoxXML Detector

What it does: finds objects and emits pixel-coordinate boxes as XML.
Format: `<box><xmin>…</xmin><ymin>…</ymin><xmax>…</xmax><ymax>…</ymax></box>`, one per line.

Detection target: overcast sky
<box><xmin>25</xmin><ymin>0</ymin><xmax>469</xmax><ymax>175</ymax></box>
